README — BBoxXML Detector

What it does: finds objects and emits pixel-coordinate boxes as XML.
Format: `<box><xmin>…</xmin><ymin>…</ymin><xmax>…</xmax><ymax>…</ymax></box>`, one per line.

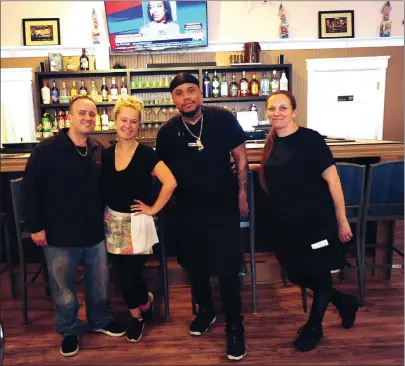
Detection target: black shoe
<box><xmin>141</xmin><ymin>292</ymin><xmax>154</xmax><ymax>322</ymax></box>
<box><xmin>337</xmin><ymin>294</ymin><xmax>359</xmax><ymax>329</ymax></box>
<box><xmin>89</xmin><ymin>320</ymin><xmax>126</xmax><ymax>337</ymax></box>
<box><xmin>126</xmin><ymin>317</ymin><xmax>145</xmax><ymax>343</ymax></box>
<box><xmin>226</xmin><ymin>322</ymin><xmax>246</xmax><ymax>361</ymax></box>
<box><xmin>60</xmin><ymin>336</ymin><xmax>79</xmax><ymax>357</ymax></box>
<box><xmin>294</xmin><ymin>323</ymin><xmax>323</xmax><ymax>352</ymax></box>
<box><xmin>189</xmin><ymin>310</ymin><xmax>216</xmax><ymax>336</ymax></box>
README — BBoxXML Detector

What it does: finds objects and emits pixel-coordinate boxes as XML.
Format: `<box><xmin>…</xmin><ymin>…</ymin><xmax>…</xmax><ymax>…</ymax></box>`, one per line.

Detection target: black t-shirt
<box><xmin>101</xmin><ymin>143</ymin><xmax>160</xmax><ymax>213</ymax></box>
<box><xmin>264</xmin><ymin>127</ymin><xmax>336</xmax><ymax>236</ymax></box>
<box><xmin>155</xmin><ymin>106</ymin><xmax>246</xmax><ymax>202</ymax></box>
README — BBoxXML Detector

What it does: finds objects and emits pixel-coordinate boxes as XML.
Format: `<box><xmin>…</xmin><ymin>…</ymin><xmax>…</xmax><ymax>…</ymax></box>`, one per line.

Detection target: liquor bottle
<box><xmin>279</xmin><ymin>71</ymin><xmax>288</xmax><ymax>91</ymax></box>
<box><xmin>101</xmin><ymin>108</ymin><xmax>109</xmax><ymax>130</ymax></box>
<box><xmin>249</xmin><ymin>72</ymin><xmax>260</xmax><ymax>96</ymax></box>
<box><xmin>260</xmin><ymin>71</ymin><xmax>270</xmax><ymax>96</ymax></box>
<box><xmin>271</xmin><ymin>70</ymin><xmax>279</xmax><ymax>92</ymax></box>
<box><xmin>202</xmin><ymin>71</ymin><xmax>211</xmax><ymax>98</ymax></box>
<box><xmin>101</xmin><ymin>77</ymin><xmax>108</xmax><ymax>101</ymax></box>
<box><xmin>41</xmin><ymin>81</ymin><xmax>51</xmax><ymax>104</ymax></box>
<box><xmin>57</xmin><ymin>110</ymin><xmax>65</xmax><ymax>130</ymax></box>
<box><xmin>80</xmin><ymin>48</ymin><xmax>89</xmax><ymax>70</ymax></box>
<box><xmin>41</xmin><ymin>113</ymin><xmax>51</xmax><ymax>133</ymax></box>
<box><xmin>51</xmin><ymin>81</ymin><xmax>59</xmax><ymax>103</ymax></box>
<box><xmin>66</xmin><ymin>57</ymin><xmax>75</xmax><ymax>71</ymax></box>
<box><xmin>52</xmin><ymin>110</ymin><xmax>58</xmax><ymax>130</ymax></box>
<box><xmin>211</xmin><ymin>71</ymin><xmax>220</xmax><ymax>98</ymax></box>
<box><xmin>90</xmin><ymin>80</ymin><xmax>98</xmax><ymax>101</ymax></box>
<box><xmin>60</xmin><ymin>82</ymin><xmax>70</xmax><ymax>103</ymax></box>
<box><xmin>111</xmin><ymin>77</ymin><xmax>118</xmax><ymax>101</ymax></box>
<box><xmin>70</xmin><ymin>81</ymin><xmax>78</xmax><ymax>100</ymax></box>
<box><xmin>249</xmin><ymin>104</ymin><xmax>258</xmax><ymax>112</ymax></box>
<box><xmin>229</xmin><ymin>74</ymin><xmax>239</xmax><ymax>97</ymax></box>
<box><xmin>120</xmin><ymin>77</ymin><xmax>128</xmax><ymax>99</ymax></box>
<box><xmin>65</xmin><ymin>112</ymin><xmax>71</xmax><ymax>128</ymax></box>
<box><xmin>79</xmin><ymin>80</ymin><xmax>87</xmax><ymax>96</ymax></box>
<box><xmin>94</xmin><ymin>110</ymin><xmax>102</xmax><ymax>131</ymax></box>
<box><xmin>220</xmin><ymin>73</ymin><xmax>228</xmax><ymax>97</ymax></box>
<box><xmin>240</xmin><ymin>71</ymin><xmax>249</xmax><ymax>97</ymax></box>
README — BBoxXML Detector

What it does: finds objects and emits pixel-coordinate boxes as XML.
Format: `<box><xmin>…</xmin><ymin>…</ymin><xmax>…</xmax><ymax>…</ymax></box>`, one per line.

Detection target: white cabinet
<box><xmin>306</xmin><ymin>56</ymin><xmax>390</xmax><ymax>140</ymax></box>
<box><xmin>1</xmin><ymin>68</ymin><xmax>36</xmax><ymax>146</ymax></box>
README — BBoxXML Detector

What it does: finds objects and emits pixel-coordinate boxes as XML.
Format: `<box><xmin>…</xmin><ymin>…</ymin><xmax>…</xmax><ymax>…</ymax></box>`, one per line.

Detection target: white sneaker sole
<box><xmin>60</xmin><ymin>344</ymin><xmax>79</xmax><ymax>357</ymax></box>
<box><xmin>89</xmin><ymin>329</ymin><xmax>126</xmax><ymax>337</ymax></box>
<box><xmin>189</xmin><ymin>316</ymin><xmax>216</xmax><ymax>336</ymax></box>
<box><xmin>227</xmin><ymin>351</ymin><xmax>246</xmax><ymax>361</ymax></box>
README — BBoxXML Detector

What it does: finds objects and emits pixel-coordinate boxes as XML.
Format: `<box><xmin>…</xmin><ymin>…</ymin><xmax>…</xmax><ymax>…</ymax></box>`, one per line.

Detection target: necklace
<box><xmin>115</xmin><ymin>143</ymin><xmax>137</xmax><ymax>166</ymax></box>
<box><xmin>75</xmin><ymin>145</ymin><xmax>88</xmax><ymax>157</ymax></box>
<box><xmin>182</xmin><ymin>114</ymin><xmax>204</xmax><ymax>151</ymax></box>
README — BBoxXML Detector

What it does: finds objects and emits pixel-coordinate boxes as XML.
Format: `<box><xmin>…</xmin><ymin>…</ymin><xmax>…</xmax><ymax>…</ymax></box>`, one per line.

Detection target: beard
<box><xmin>182</xmin><ymin>105</ymin><xmax>200</xmax><ymax>118</ymax></box>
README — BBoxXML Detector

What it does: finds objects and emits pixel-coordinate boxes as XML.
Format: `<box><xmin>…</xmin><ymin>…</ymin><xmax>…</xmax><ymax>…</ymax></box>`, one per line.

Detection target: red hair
<box><xmin>259</xmin><ymin>91</ymin><xmax>297</xmax><ymax>194</ymax></box>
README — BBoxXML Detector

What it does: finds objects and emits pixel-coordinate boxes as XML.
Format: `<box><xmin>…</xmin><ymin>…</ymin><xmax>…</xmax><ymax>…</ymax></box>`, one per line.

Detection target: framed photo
<box><xmin>318</xmin><ymin>11</ymin><xmax>354</xmax><ymax>39</ymax></box>
<box><xmin>48</xmin><ymin>53</ymin><xmax>63</xmax><ymax>72</ymax></box>
<box><xmin>22</xmin><ymin>18</ymin><xmax>61</xmax><ymax>46</ymax></box>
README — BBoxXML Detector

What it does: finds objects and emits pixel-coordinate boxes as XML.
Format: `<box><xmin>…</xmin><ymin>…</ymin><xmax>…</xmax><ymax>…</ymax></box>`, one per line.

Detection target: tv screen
<box><xmin>105</xmin><ymin>1</ymin><xmax>208</xmax><ymax>52</ymax></box>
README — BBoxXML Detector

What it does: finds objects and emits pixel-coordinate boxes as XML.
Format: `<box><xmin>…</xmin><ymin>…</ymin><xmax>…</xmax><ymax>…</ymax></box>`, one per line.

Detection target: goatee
<box><xmin>182</xmin><ymin>106</ymin><xmax>201</xmax><ymax>118</ymax></box>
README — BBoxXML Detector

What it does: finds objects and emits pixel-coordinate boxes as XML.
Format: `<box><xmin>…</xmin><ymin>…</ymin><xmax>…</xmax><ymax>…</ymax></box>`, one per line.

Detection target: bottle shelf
<box><xmin>144</xmin><ymin>104</ymin><xmax>175</xmax><ymax>108</ymax></box>
<box><xmin>40</xmin><ymin>102</ymin><xmax>116</xmax><ymax>108</ymax></box>
<box><xmin>131</xmin><ymin>87</ymin><xmax>170</xmax><ymax>93</ymax></box>
<box><xmin>203</xmin><ymin>96</ymin><xmax>268</xmax><ymax>103</ymax></box>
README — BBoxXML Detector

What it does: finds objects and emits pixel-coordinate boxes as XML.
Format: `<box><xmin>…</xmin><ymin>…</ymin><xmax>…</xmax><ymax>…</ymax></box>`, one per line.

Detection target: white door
<box><xmin>308</xmin><ymin>69</ymin><xmax>380</xmax><ymax>139</ymax></box>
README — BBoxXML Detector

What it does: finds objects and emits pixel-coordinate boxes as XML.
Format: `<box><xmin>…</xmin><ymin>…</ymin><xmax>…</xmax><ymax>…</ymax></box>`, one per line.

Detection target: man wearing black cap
<box><xmin>156</xmin><ymin>72</ymin><xmax>248</xmax><ymax>361</ymax></box>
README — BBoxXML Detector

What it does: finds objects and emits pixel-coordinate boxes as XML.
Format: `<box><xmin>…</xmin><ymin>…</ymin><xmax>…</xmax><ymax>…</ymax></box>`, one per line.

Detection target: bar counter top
<box><xmin>1</xmin><ymin>139</ymin><xmax>404</xmax><ymax>173</ymax></box>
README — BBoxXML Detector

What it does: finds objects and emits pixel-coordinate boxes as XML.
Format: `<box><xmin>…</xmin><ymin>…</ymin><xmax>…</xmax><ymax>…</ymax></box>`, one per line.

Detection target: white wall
<box><xmin>1</xmin><ymin>1</ymin><xmax>404</xmax><ymax>47</ymax></box>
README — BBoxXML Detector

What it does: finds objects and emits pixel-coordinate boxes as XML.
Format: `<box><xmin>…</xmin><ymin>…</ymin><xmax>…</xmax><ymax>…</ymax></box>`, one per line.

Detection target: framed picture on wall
<box><xmin>22</xmin><ymin>18</ymin><xmax>61</xmax><ymax>46</ymax></box>
<box><xmin>318</xmin><ymin>10</ymin><xmax>354</xmax><ymax>39</ymax></box>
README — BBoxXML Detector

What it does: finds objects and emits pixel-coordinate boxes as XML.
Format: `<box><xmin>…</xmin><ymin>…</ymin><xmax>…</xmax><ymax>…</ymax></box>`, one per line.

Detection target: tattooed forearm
<box><xmin>237</xmin><ymin>160</ymin><xmax>248</xmax><ymax>194</ymax></box>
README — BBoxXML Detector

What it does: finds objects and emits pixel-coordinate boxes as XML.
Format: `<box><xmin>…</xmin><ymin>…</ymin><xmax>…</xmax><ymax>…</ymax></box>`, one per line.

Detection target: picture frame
<box><xmin>318</xmin><ymin>11</ymin><xmax>354</xmax><ymax>39</ymax></box>
<box><xmin>48</xmin><ymin>53</ymin><xmax>63</xmax><ymax>72</ymax></box>
<box><xmin>22</xmin><ymin>18</ymin><xmax>61</xmax><ymax>46</ymax></box>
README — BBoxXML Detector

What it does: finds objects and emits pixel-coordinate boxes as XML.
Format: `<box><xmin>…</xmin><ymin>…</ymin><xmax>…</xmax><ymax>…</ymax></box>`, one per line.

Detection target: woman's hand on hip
<box><xmin>131</xmin><ymin>199</ymin><xmax>156</xmax><ymax>216</ymax></box>
<box><xmin>337</xmin><ymin>218</ymin><xmax>353</xmax><ymax>243</ymax></box>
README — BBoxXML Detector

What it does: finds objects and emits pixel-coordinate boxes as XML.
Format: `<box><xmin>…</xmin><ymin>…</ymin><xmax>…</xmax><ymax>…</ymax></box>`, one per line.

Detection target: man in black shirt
<box><xmin>21</xmin><ymin>96</ymin><xmax>125</xmax><ymax>357</ymax></box>
<box><xmin>156</xmin><ymin>73</ymin><xmax>248</xmax><ymax>361</ymax></box>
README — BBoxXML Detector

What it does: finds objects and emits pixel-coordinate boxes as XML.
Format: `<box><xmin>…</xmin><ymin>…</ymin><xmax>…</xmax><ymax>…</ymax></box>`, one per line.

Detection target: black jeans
<box><xmin>190</xmin><ymin>272</ymin><xmax>242</xmax><ymax>324</ymax></box>
<box><xmin>287</xmin><ymin>270</ymin><xmax>345</xmax><ymax>326</ymax></box>
<box><xmin>109</xmin><ymin>254</ymin><xmax>149</xmax><ymax>310</ymax></box>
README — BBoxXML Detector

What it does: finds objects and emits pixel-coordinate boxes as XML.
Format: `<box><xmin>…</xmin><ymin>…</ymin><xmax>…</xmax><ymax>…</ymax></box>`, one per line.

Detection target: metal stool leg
<box><xmin>160</xmin><ymin>244</ymin><xmax>170</xmax><ymax>320</ymax></box>
<box><xmin>355</xmin><ymin>223</ymin><xmax>365</xmax><ymax>307</ymax></box>
<box><xmin>249</xmin><ymin>231</ymin><xmax>257</xmax><ymax>314</ymax></box>
<box><xmin>4</xmin><ymin>225</ymin><xmax>16</xmax><ymax>299</ymax></box>
<box><xmin>19</xmin><ymin>240</ymin><xmax>28</xmax><ymax>326</ymax></box>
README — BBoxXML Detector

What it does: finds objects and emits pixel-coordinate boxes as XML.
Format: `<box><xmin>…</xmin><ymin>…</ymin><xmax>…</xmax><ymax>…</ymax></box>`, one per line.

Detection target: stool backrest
<box><xmin>336</xmin><ymin>163</ymin><xmax>366</xmax><ymax>222</ymax></box>
<box><xmin>364</xmin><ymin>160</ymin><xmax>404</xmax><ymax>219</ymax></box>
<box><xmin>10</xmin><ymin>178</ymin><xmax>24</xmax><ymax>235</ymax></box>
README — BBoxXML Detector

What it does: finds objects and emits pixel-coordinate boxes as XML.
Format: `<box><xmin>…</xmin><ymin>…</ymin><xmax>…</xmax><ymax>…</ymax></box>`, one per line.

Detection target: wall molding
<box><xmin>1</xmin><ymin>37</ymin><xmax>403</xmax><ymax>59</ymax></box>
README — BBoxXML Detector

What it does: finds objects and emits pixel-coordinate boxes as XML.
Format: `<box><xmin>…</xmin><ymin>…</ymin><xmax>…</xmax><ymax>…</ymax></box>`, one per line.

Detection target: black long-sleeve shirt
<box><xmin>21</xmin><ymin>129</ymin><xmax>105</xmax><ymax>247</ymax></box>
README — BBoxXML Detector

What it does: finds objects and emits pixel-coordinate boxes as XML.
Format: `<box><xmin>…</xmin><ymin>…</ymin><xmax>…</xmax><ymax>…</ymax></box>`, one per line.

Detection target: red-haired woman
<box><xmin>250</xmin><ymin>91</ymin><xmax>359</xmax><ymax>352</ymax></box>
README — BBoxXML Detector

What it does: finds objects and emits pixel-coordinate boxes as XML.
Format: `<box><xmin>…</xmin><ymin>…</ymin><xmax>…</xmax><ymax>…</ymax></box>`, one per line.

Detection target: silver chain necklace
<box><xmin>75</xmin><ymin>145</ymin><xmax>88</xmax><ymax>157</ymax></box>
<box><xmin>182</xmin><ymin>114</ymin><xmax>204</xmax><ymax>151</ymax></box>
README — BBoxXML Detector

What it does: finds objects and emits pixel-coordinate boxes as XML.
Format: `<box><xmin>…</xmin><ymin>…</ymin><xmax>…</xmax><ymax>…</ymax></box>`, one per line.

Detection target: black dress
<box><xmin>156</xmin><ymin>107</ymin><xmax>246</xmax><ymax>276</ymax></box>
<box><xmin>264</xmin><ymin>127</ymin><xmax>345</xmax><ymax>273</ymax></box>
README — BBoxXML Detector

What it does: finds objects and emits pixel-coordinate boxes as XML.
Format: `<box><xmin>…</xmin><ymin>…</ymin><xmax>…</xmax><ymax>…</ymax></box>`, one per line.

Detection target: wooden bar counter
<box><xmin>1</xmin><ymin>139</ymin><xmax>404</xmax><ymax>173</ymax></box>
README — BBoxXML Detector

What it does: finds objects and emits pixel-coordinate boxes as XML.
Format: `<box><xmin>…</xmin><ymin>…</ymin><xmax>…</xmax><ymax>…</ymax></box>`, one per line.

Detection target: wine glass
<box><xmin>152</xmin><ymin>107</ymin><xmax>160</xmax><ymax>122</ymax></box>
<box><xmin>168</xmin><ymin>107</ymin><xmax>175</xmax><ymax>118</ymax></box>
<box><xmin>144</xmin><ymin>108</ymin><xmax>152</xmax><ymax>122</ymax></box>
<box><xmin>161</xmin><ymin>107</ymin><xmax>168</xmax><ymax>122</ymax></box>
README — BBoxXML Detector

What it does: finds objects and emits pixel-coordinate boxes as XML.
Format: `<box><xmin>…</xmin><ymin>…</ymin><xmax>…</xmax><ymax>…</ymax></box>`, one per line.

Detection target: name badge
<box><xmin>311</xmin><ymin>239</ymin><xmax>329</xmax><ymax>250</ymax></box>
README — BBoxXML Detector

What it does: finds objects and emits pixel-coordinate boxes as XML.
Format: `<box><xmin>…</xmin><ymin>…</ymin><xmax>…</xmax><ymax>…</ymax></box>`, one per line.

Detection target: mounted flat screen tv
<box><xmin>105</xmin><ymin>1</ymin><xmax>208</xmax><ymax>52</ymax></box>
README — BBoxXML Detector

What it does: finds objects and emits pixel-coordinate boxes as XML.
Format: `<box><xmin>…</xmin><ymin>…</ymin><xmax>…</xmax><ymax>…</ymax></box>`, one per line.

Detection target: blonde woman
<box><xmin>101</xmin><ymin>97</ymin><xmax>177</xmax><ymax>343</ymax></box>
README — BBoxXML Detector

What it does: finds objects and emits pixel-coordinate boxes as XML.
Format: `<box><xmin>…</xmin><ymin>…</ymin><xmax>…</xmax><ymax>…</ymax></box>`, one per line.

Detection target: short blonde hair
<box><xmin>113</xmin><ymin>96</ymin><xmax>144</xmax><ymax>121</ymax></box>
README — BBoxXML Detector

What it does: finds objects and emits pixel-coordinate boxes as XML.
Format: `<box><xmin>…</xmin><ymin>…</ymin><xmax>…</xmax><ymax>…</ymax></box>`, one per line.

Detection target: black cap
<box><xmin>169</xmin><ymin>72</ymin><xmax>199</xmax><ymax>93</ymax></box>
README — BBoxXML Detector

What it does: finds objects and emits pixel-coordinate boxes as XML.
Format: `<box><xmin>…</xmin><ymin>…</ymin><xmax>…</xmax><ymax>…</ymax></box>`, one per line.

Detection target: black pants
<box><xmin>190</xmin><ymin>272</ymin><xmax>242</xmax><ymax>324</ymax></box>
<box><xmin>287</xmin><ymin>270</ymin><xmax>345</xmax><ymax>326</ymax></box>
<box><xmin>109</xmin><ymin>254</ymin><xmax>149</xmax><ymax>310</ymax></box>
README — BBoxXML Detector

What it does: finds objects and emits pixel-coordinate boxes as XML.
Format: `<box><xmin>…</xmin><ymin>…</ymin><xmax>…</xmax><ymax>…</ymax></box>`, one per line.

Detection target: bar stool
<box><xmin>10</xmin><ymin>178</ymin><xmax>50</xmax><ymax>325</ymax></box>
<box><xmin>0</xmin><ymin>213</ymin><xmax>16</xmax><ymax>299</ymax></box>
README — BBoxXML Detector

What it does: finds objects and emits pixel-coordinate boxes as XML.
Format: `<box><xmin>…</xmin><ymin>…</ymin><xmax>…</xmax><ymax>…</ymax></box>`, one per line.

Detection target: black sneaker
<box><xmin>294</xmin><ymin>323</ymin><xmax>323</xmax><ymax>352</ymax></box>
<box><xmin>126</xmin><ymin>317</ymin><xmax>145</xmax><ymax>343</ymax></box>
<box><xmin>226</xmin><ymin>322</ymin><xmax>246</xmax><ymax>361</ymax></box>
<box><xmin>189</xmin><ymin>310</ymin><xmax>216</xmax><ymax>336</ymax></box>
<box><xmin>337</xmin><ymin>294</ymin><xmax>359</xmax><ymax>329</ymax></box>
<box><xmin>141</xmin><ymin>292</ymin><xmax>154</xmax><ymax>322</ymax></box>
<box><xmin>60</xmin><ymin>336</ymin><xmax>79</xmax><ymax>357</ymax></box>
<box><xmin>89</xmin><ymin>320</ymin><xmax>126</xmax><ymax>337</ymax></box>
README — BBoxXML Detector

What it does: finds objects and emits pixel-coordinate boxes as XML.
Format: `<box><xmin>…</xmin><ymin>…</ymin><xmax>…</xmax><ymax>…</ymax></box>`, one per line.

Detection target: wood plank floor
<box><xmin>0</xmin><ymin>222</ymin><xmax>403</xmax><ymax>365</ymax></box>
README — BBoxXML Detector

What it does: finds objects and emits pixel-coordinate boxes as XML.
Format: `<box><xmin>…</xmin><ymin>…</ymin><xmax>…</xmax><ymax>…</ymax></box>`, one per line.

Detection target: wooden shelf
<box><xmin>144</xmin><ymin>104</ymin><xmax>175</xmax><ymax>108</ymax></box>
<box><xmin>40</xmin><ymin>102</ymin><xmax>116</xmax><ymax>108</ymax></box>
<box><xmin>90</xmin><ymin>130</ymin><xmax>117</xmax><ymax>134</ymax></box>
<box><xmin>203</xmin><ymin>96</ymin><xmax>267</xmax><ymax>103</ymax></box>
